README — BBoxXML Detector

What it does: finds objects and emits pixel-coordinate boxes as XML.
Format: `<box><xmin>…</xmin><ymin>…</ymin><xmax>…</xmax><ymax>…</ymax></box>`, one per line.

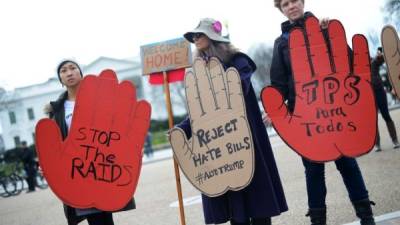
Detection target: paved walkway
<box><xmin>344</xmin><ymin>211</ymin><xmax>400</xmax><ymax>225</ymax></box>
<box><xmin>1</xmin><ymin>107</ymin><xmax>400</xmax><ymax>225</ymax></box>
<box><xmin>136</xmin><ymin>104</ymin><xmax>400</xmax><ymax>225</ymax></box>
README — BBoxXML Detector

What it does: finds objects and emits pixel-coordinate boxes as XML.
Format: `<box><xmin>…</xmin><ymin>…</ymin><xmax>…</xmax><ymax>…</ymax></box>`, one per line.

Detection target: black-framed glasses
<box><xmin>193</xmin><ymin>33</ymin><xmax>204</xmax><ymax>40</ymax></box>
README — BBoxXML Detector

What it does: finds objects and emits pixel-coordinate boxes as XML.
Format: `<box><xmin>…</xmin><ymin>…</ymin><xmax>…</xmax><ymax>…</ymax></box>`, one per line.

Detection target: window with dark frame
<box><xmin>27</xmin><ymin>108</ymin><xmax>35</xmax><ymax>120</ymax></box>
<box><xmin>9</xmin><ymin>111</ymin><xmax>16</xmax><ymax>124</ymax></box>
<box><xmin>14</xmin><ymin>136</ymin><xmax>21</xmax><ymax>147</ymax></box>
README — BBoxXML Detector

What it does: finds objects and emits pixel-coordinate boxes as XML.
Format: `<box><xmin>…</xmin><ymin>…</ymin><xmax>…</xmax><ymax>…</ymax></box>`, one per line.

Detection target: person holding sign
<box><xmin>175</xmin><ymin>18</ymin><xmax>288</xmax><ymax>225</ymax></box>
<box><xmin>43</xmin><ymin>60</ymin><xmax>135</xmax><ymax>225</ymax></box>
<box><xmin>370</xmin><ymin>47</ymin><xmax>400</xmax><ymax>152</ymax></box>
<box><xmin>267</xmin><ymin>1</ymin><xmax>376</xmax><ymax>225</ymax></box>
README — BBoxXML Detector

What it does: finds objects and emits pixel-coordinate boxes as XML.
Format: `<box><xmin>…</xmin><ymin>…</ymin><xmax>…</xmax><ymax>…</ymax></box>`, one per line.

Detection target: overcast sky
<box><xmin>0</xmin><ymin>0</ymin><xmax>387</xmax><ymax>91</ymax></box>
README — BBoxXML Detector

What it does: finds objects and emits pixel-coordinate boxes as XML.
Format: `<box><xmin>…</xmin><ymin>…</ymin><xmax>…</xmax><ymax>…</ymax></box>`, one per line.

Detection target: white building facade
<box><xmin>0</xmin><ymin>56</ymin><xmax>187</xmax><ymax>150</ymax></box>
<box><xmin>0</xmin><ymin>78</ymin><xmax>63</xmax><ymax>149</ymax></box>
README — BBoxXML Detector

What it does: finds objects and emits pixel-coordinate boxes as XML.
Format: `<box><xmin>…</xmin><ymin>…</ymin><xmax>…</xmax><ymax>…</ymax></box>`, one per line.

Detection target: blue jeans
<box><xmin>375</xmin><ymin>86</ymin><xmax>393</xmax><ymax>122</ymax></box>
<box><xmin>302</xmin><ymin>157</ymin><xmax>369</xmax><ymax>208</ymax></box>
<box><xmin>86</xmin><ymin>212</ymin><xmax>114</xmax><ymax>225</ymax></box>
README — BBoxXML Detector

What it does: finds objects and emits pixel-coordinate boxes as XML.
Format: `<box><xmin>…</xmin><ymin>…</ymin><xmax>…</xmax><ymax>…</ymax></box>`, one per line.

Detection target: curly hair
<box><xmin>195</xmin><ymin>40</ymin><xmax>239</xmax><ymax>65</ymax></box>
<box><xmin>274</xmin><ymin>0</ymin><xmax>281</xmax><ymax>9</ymax></box>
<box><xmin>274</xmin><ymin>0</ymin><xmax>304</xmax><ymax>11</ymax></box>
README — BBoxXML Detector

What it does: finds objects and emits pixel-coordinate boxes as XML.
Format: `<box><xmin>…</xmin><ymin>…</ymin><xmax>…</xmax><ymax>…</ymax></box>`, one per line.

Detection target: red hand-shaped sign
<box><xmin>262</xmin><ymin>17</ymin><xmax>376</xmax><ymax>162</ymax></box>
<box><xmin>35</xmin><ymin>70</ymin><xmax>151</xmax><ymax>211</ymax></box>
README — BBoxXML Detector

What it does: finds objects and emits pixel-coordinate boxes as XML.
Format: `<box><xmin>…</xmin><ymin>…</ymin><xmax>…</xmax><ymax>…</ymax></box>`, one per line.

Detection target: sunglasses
<box><xmin>193</xmin><ymin>33</ymin><xmax>205</xmax><ymax>40</ymax></box>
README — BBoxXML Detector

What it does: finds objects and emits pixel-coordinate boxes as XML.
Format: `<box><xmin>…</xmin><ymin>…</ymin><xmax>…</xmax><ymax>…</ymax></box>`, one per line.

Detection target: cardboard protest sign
<box><xmin>381</xmin><ymin>25</ymin><xmax>400</xmax><ymax>98</ymax></box>
<box><xmin>261</xmin><ymin>17</ymin><xmax>376</xmax><ymax>162</ymax></box>
<box><xmin>35</xmin><ymin>70</ymin><xmax>151</xmax><ymax>211</ymax></box>
<box><xmin>169</xmin><ymin>57</ymin><xmax>254</xmax><ymax>197</ymax></box>
<box><xmin>140</xmin><ymin>38</ymin><xmax>192</xmax><ymax>75</ymax></box>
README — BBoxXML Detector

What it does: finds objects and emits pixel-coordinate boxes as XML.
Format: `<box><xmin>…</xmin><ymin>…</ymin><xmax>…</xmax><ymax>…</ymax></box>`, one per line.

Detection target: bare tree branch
<box><xmin>248</xmin><ymin>43</ymin><xmax>274</xmax><ymax>97</ymax></box>
<box><xmin>383</xmin><ymin>0</ymin><xmax>400</xmax><ymax>30</ymax></box>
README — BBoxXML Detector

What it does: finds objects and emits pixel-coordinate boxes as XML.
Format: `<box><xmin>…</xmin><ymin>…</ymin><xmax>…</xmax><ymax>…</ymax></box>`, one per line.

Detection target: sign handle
<box><xmin>163</xmin><ymin>71</ymin><xmax>187</xmax><ymax>225</ymax></box>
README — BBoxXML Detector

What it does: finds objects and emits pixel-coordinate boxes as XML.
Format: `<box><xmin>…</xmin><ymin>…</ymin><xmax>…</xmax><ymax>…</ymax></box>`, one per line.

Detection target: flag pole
<box><xmin>163</xmin><ymin>71</ymin><xmax>186</xmax><ymax>225</ymax></box>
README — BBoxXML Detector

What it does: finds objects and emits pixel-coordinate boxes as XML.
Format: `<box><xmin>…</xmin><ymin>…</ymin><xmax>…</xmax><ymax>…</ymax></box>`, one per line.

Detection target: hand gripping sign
<box><xmin>261</xmin><ymin>17</ymin><xmax>376</xmax><ymax>162</ymax></box>
<box><xmin>169</xmin><ymin>58</ymin><xmax>254</xmax><ymax>197</ymax></box>
<box><xmin>382</xmin><ymin>25</ymin><xmax>400</xmax><ymax>98</ymax></box>
<box><xmin>35</xmin><ymin>70</ymin><xmax>151</xmax><ymax>211</ymax></box>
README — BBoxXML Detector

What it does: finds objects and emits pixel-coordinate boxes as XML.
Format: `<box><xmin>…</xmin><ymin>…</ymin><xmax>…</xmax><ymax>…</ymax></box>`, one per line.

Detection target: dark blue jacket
<box><xmin>270</xmin><ymin>12</ymin><xmax>315</xmax><ymax>112</ymax></box>
<box><xmin>178</xmin><ymin>53</ymin><xmax>288</xmax><ymax>224</ymax></box>
<box><xmin>371</xmin><ymin>56</ymin><xmax>384</xmax><ymax>90</ymax></box>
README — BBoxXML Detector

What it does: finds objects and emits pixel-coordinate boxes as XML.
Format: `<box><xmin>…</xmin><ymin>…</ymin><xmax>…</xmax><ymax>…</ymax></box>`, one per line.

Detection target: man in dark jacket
<box><xmin>270</xmin><ymin>0</ymin><xmax>376</xmax><ymax>225</ymax></box>
<box><xmin>21</xmin><ymin>141</ymin><xmax>37</xmax><ymax>192</ymax></box>
<box><xmin>370</xmin><ymin>47</ymin><xmax>400</xmax><ymax>151</ymax></box>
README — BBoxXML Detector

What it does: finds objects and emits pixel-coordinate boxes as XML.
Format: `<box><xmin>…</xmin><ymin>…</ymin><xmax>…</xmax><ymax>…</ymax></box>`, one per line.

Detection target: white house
<box><xmin>0</xmin><ymin>77</ymin><xmax>63</xmax><ymax>150</ymax></box>
<box><xmin>0</xmin><ymin>56</ymin><xmax>187</xmax><ymax>150</ymax></box>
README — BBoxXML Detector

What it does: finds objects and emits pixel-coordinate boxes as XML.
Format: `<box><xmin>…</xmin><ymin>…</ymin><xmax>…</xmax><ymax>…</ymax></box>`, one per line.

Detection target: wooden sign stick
<box><xmin>163</xmin><ymin>71</ymin><xmax>187</xmax><ymax>225</ymax></box>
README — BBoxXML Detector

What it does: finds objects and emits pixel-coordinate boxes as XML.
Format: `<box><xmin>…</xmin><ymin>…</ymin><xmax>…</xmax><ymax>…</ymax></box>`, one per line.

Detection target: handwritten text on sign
<box><xmin>300</xmin><ymin>76</ymin><xmax>360</xmax><ymax>136</ymax></box>
<box><xmin>73</xmin><ymin>127</ymin><xmax>132</xmax><ymax>185</ymax></box>
<box><xmin>140</xmin><ymin>38</ymin><xmax>192</xmax><ymax>75</ymax></box>
<box><xmin>191</xmin><ymin>118</ymin><xmax>251</xmax><ymax>184</ymax></box>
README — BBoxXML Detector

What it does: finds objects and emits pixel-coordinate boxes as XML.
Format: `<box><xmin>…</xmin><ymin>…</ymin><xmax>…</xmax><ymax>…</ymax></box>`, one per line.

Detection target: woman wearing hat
<box><xmin>44</xmin><ymin>60</ymin><xmax>135</xmax><ymax>225</ymax></box>
<box><xmin>177</xmin><ymin>18</ymin><xmax>288</xmax><ymax>225</ymax></box>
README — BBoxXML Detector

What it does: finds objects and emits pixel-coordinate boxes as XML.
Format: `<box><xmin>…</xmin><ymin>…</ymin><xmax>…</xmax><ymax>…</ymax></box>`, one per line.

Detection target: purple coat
<box><xmin>178</xmin><ymin>53</ymin><xmax>288</xmax><ymax>224</ymax></box>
